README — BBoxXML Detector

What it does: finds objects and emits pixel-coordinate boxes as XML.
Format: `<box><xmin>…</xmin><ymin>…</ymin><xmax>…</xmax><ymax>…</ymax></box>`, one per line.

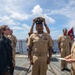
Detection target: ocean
<box><xmin>16</xmin><ymin>40</ymin><xmax>59</xmax><ymax>54</ymax></box>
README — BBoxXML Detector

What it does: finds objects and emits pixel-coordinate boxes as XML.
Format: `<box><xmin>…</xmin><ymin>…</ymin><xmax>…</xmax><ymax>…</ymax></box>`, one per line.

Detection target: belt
<box><xmin>34</xmin><ymin>54</ymin><xmax>47</xmax><ymax>56</ymax></box>
<box><xmin>61</xmin><ymin>46</ymin><xmax>68</xmax><ymax>48</ymax></box>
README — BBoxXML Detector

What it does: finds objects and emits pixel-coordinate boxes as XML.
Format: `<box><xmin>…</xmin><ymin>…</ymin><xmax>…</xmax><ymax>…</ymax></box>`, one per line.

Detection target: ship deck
<box><xmin>14</xmin><ymin>53</ymin><xmax>71</xmax><ymax>75</ymax></box>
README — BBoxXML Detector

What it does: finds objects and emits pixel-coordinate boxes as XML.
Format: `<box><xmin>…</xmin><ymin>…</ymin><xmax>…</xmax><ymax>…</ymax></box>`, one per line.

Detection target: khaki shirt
<box><xmin>7</xmin><ymin>35</ymin><xmax>17</xmax><ymax>49</ymax></box>
<box><xmin>27</xmin><ymin>32</ymin><xmax>53</xmax><ymax>55</ymax></box>
<box><xmin>71</xmin><ymin>41</ymin><xmax>75</xmax><ymax>71</ymax></box>
<box><xmin>71</xmin><ymin>41</ymin><xmax>75</xmax><ymax>62</ymax></box>
<box><xmin>58</xmin><ymin>34</ymin><xmax>71</xmax><ymax>48</ymax></box>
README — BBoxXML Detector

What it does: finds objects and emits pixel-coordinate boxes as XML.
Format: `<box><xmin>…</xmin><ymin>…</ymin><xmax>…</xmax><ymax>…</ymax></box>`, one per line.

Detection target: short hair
<box><xmin>1</xmin><ymin>25</ymin><xmax>8</xmax><ymax>35</ymax></box>
<box><xmin>1</xmin><ymin>25</ymin><xmax>8</xmax><ymax>31</ymax></box>
<box><xmin>63</xmin><ymin>28</ymin><xmax>67</xmax><ymax>32</ymax></box>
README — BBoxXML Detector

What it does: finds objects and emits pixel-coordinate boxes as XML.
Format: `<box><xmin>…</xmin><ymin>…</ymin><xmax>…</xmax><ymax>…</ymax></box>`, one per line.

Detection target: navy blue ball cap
<box><xmin>35</xmin><ymin>18</ymin><xmax>43</xmax><ymax>25</ymax></box>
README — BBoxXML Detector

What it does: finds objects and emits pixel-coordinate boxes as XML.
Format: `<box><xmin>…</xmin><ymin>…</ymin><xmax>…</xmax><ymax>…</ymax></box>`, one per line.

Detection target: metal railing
<box><xmin>16</xmin><ymin>40</ymin><xmax>28</xmax><ymax>54</ymax></box>
<box><xmin>16</xmin><ymin>40</ymin><xmax>59</xmax><ymax>54</ymax></box>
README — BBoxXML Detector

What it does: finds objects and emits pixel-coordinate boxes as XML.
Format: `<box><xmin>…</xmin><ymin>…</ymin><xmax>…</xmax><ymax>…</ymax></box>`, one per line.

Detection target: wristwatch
<box><xmin>44</xmin><ymin>24</ymin><xmax>47</xmax><ymax>26</ymax></box>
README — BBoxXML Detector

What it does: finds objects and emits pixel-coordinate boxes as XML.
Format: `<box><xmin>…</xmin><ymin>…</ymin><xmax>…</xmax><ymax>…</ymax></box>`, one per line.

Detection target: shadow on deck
<box><xmin>14</xmin><ymin>54</ymin><xmax>71</xmax><ymax>75</ymax></box>
<box><xmin>15</xmin><ymin>66</ymin><xmax>28</xmax><ymax>71</ymax></box>
<box><xmin>50</xmin><ymin>57</ymin><xmax>58</xmax><ymax>62</ymax></box>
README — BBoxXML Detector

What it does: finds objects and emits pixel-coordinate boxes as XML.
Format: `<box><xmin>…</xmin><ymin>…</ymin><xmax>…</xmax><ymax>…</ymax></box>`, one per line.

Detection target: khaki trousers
<box><xmin>32</xmin><ymin>55</ymin><xmax>48</xmax><ymax>75</ymax></box>
<box><xmin>61</xmin><ymin>47</ymin><xmax>69</xmax><ymax>69</ymax></box>
<box><xmin>71</xmin><ymin>64</ymin><xmax>75</xmax><ymax>75</ymax></box>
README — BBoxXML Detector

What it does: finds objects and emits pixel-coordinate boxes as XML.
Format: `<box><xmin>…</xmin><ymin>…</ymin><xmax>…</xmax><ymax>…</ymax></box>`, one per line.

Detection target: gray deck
<box><xmin>14</xmin><ymin>54</ymin><xmax>71</xmax><ymax>75</ymax></box>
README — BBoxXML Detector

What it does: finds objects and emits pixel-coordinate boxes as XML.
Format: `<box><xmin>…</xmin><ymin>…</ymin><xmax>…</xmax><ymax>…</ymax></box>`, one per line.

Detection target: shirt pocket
<box><xmin>60</xmin><ymin>38</ymin><xmax>65</xmax><ymax>47</ymax></box>
<box><xmin>33</xmin><ymin>39</ymin><xmax>39</xmax><ymax>43</ymax></box>
<box><xmin>60</xmin><ymin>42</ymin><xmax>64</xmax><ymax>48</ymax></box>
<box><xmin>33</xmin><ymin>37</ymin><xmax>39</xmax><ymax>43</ymax></box>
<box><xmin>43</xmin><ymin>40</ymin><xmax>48</xmax><ymax>44</ymax></box>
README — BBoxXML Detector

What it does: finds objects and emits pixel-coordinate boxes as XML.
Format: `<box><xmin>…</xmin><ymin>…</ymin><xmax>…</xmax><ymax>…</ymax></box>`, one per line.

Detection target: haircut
<box><xmin>1</xmin><ymin>25</ymin><xmax>8</xmax><ymax>31</ymax></box>
<box><xmin>63</xmin><ymin>28</ymin><xmax>67</xmax><ymax>32</ymax></box>
<box><xmin>1</xmin><ymin>25</ymin><xmax>8</xmax><ymax>34</ymax></box>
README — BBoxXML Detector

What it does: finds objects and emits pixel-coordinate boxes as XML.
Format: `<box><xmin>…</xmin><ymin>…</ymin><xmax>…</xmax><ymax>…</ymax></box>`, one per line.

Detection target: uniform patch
<box><xmin>43</xmin><ymin>37</ymin><xmax>48</xmax><ymax>40</ymax></box>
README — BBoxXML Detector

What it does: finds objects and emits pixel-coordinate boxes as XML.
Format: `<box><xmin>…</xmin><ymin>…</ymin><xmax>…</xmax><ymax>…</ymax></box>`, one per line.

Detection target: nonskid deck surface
<box><xmin>14</xmin><ymin>53</ymin><xmax>71</xmax><ymax>75</ymax></box>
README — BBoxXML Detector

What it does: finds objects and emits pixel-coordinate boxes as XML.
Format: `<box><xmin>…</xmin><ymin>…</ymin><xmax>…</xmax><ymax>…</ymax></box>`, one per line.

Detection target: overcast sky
<box><xmin>0</xmin><ymin>0</ymin><xmax>75</xmax><ymax>40</ymax></box>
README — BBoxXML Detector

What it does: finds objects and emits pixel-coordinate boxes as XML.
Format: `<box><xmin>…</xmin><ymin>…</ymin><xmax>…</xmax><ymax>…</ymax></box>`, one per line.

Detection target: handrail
<box><xmin>16</xmin><ymin>40</ymin><xmax>28</xmax><ymax>54</ymax></box>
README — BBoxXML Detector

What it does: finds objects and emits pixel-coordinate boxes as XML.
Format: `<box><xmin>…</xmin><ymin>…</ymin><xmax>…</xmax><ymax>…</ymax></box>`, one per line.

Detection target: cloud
<box><xmin>44</xmin><ymin>0</ymin><xmax>75</xmax><ymax>29</ymax></box>
<box><xmin>22</xmin><ymin>24</ymin><xmax>31</xmax><ymax>30</ymax></box>
<box><xmin>7</xmin><ymin>24</ymin><xmax>31</xmax><ymax>39</ymax></box>
<box><xmin>10</xmin><ymin>23</ymin><xmax>31</xmax><ymax>31</ymax></box>
<box><xmin>48</xmin><ymin>7</ymin><xmax>75</xmax><ymax>19</ymax></box>
<box><xmin>66</xmin><ymin>19</ymin><xmax>75</xmax><ymax>28</ymax></box>
<box><xmin>32</xmin><ymin>5</ymin><xmax>55</xmax><ymax>24</ymax></box>
<box><xmin>12</xmin><ymin>24</ymin><xmax>31</xmax><ymax>39</ymax></box>
<box><xmin>47</xmin><ymin>0</ymin><xmax>75</xmax><ymax>19</ymax></box>
<box><xmin>32</xmin><ymin>5</ymin><xmax>43</xmax><ymax>15</ymax></box>
<box><xmin>10</xmin><ymin>12</ymin><xmax>29</xmax><ymax>20</ymax></box>
<box><xmin>6</xmin><ymin>7</ymin><xmax>30</xmax><ymax>21</ymax></box>
<box><xmin>11</xmin><ymin>26</ymin><xmax>24</xmax><ymax>30</ymax></box>
<box><xmin>0</xmin><ymin>15</ymin><xmax>16</xmax><ymax>25</ymax></box>
<box><xmin>42</xmin><ymin>14</ymin><xmax>55</xmax><ymax>24</ymax></box>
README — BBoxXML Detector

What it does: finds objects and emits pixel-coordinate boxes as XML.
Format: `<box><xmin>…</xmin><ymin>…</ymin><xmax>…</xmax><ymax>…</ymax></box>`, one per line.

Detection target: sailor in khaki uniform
<box><xmin>65</xmin><ymin>41</ymin><xmax>75</xmax><ymax>75</ymax></box>
<box><xmin>58</xmin><ymin>28</ymin><xmax>71</xmax><ymax>71</ymax></box>
<box><xmin>27</xmin><ymin>18</ymin><xmax>53</xmax><ymax>75</ymax></box>
<box><xmin>7</xmin><ymin>29</ymin><xmax>17</xmax><ymax>67</ymax></box>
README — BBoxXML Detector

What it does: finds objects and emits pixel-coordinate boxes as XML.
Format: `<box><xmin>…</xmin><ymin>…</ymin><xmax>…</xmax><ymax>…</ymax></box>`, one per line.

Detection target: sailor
<box><xmin>58</xmin><ymin>28</ymin><xmax>71</xmax><ymax>71</ymax></box>
<box><xmin>65</xmin><ymin>41</ymin><xmax>75</xmax><ymax>75</ymax></box>
<box><xmin>27</xmin><ymin>17</ymin><xmax>53</xmax><ymax>75</ymax></box>
<box><xmin>7</xmin><ymin>29</ymin><xmax>17</xmax><ymax>74</ymax></box>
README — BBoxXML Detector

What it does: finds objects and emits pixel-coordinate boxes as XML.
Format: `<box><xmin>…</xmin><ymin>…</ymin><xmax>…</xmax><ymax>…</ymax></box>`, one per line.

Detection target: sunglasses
<box><xmin>5</xmin><ymin>28</ymin><xmax>10</xmax><ymax>30</ymax></box>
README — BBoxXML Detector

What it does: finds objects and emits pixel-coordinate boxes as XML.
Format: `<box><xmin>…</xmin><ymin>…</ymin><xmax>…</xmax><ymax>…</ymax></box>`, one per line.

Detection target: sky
<box><xmin>0</xmin><ymin>0</ymin><xmax>75</xmax><ymax>40</ymax></box>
